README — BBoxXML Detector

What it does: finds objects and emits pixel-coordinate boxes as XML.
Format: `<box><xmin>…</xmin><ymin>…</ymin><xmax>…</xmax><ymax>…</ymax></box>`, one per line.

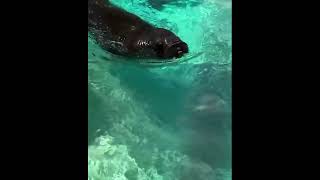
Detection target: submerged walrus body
<box><xmin>88</xmin><ymin>0</ymin><xmax>189</xmax><ymax>60</ymax></box>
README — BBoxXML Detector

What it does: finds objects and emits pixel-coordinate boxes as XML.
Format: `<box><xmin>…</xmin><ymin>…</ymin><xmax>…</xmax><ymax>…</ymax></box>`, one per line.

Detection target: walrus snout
<box><xmin>164</xmin><ymin>41</ymin><xmax>189</xmax><ymax>58</ymax></box>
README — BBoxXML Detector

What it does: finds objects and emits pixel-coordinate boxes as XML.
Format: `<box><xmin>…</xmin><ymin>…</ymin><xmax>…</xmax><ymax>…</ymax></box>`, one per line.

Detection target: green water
<box><xmin>88</xmin><ymin>0</ymin><xmax>231</xmax><ymax>179</ymax></box>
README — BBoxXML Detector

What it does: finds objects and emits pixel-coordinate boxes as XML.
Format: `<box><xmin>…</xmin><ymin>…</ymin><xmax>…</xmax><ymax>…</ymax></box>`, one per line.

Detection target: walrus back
<box><xmin>88</xmin><ymin>0</ymin><xmax>154</xmax><ymax>56</ymax></box>
<box><xmin>88</xmin><ymin>0</ymin><xmax>152</xmax><ymax>32</ymax></box>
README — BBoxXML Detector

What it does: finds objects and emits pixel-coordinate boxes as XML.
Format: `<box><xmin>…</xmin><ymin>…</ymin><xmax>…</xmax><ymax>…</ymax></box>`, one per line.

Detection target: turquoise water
<box><xmin>88</xmin><ymin>0</ymin><xmax>231</xmax><ymax>179</ymax></box>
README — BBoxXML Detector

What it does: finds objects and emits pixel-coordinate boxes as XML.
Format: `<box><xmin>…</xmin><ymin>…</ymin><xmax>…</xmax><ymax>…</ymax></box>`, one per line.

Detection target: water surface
<box><xmin>88</xmin><ymin>0</ymin><xmax>232</xmax><ymax>179</ymax></box>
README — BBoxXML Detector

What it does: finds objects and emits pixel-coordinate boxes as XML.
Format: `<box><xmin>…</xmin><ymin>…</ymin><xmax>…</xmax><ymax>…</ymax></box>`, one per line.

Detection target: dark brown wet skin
<box><xmin>88</xmin><ymin>0</ymin><xmax>189</xmax><ymax>60</ymax></box>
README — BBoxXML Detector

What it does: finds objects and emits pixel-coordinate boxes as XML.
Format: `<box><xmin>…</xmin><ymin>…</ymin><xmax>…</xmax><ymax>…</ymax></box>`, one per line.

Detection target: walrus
<box><xmin>88</xmin><ymin>0</ymin><xmax>189</xmax><ymax>60</ymax></box>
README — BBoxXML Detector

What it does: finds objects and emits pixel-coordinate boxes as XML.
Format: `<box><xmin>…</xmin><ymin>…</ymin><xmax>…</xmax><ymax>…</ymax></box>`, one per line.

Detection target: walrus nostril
<box><xmin>176</xmin><ymin>53</ymin><xmax>183</xmax><ymax>58</ymax></box>
<box><xmin>176</xmin><ymin>50</ymin><xmax>183</xmax><ymax>58</ymax></box>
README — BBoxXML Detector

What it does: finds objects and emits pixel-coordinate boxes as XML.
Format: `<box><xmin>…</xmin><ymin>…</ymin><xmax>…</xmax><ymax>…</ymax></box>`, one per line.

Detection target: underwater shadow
<box><xmin>176</xmin><ymin>62</ymin><xmax>232</xmax><ymax>170</ymax></box>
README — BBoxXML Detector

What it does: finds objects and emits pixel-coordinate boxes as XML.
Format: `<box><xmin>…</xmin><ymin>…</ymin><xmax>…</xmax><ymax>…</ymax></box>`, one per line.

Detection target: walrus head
<box><xmin>132</xmin><ymin>28</ymin><xmax>189</xmax><ymax>59</ymax></box>
<box><xmin>152</xmin><ymin>28</ymin><xmax>189</xmax><ymax>59</ymax></box>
